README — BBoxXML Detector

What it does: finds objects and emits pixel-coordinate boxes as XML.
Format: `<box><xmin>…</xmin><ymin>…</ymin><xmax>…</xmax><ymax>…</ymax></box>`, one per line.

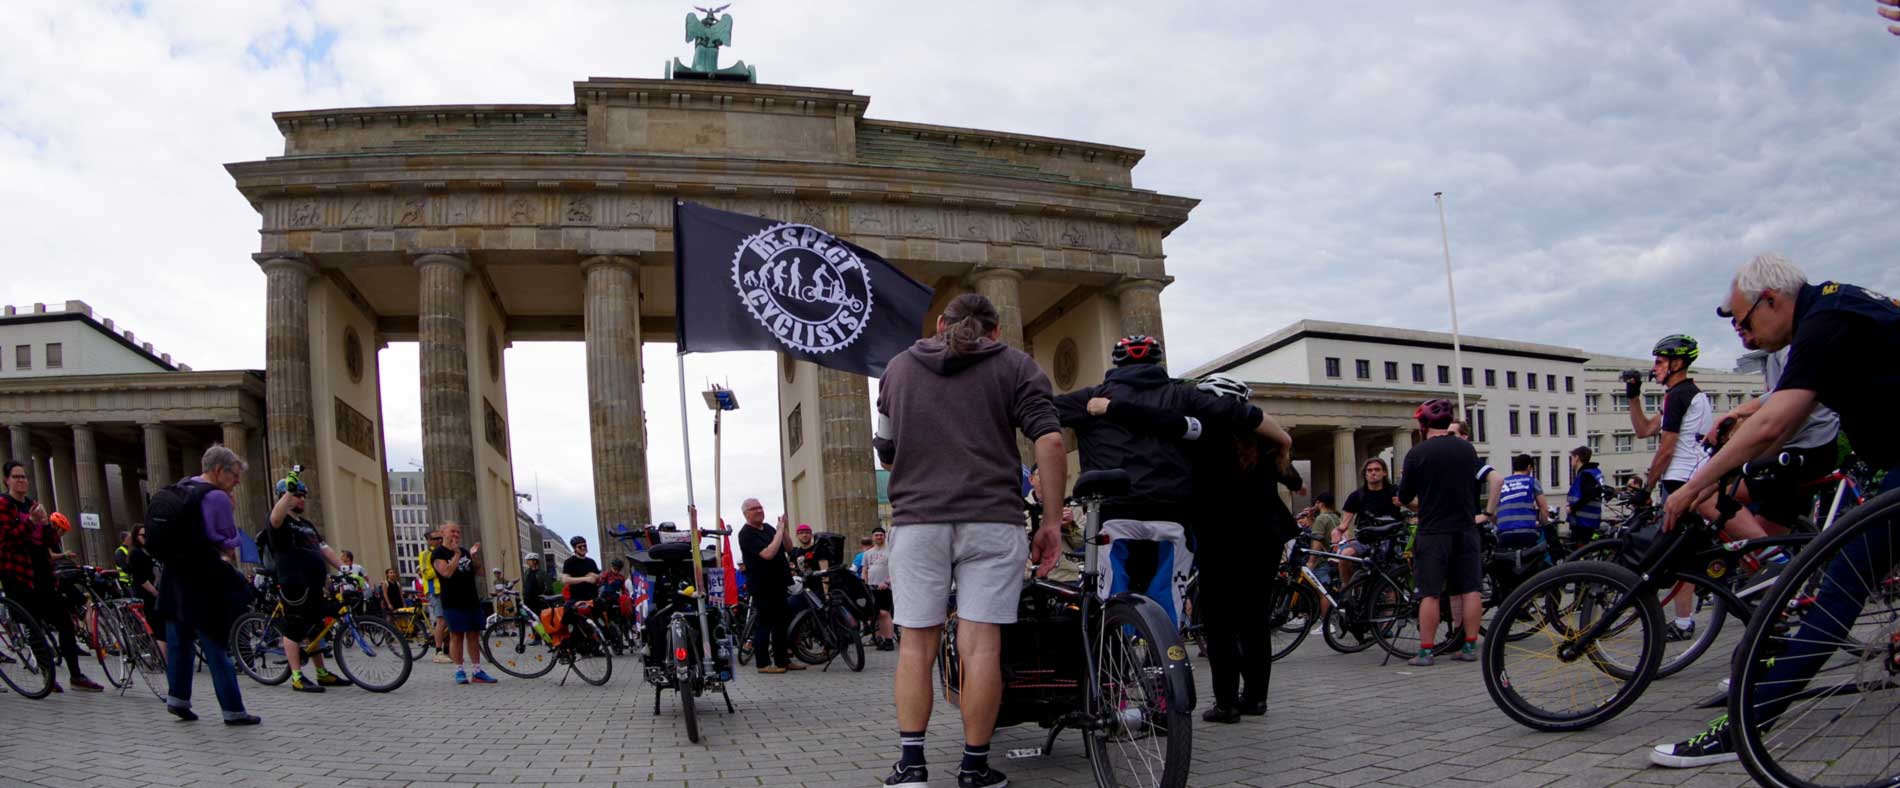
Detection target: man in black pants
<box><xmin>736</xmin><ymin>498</ymin><xmax>804</xmax><ymax>674</ymax></box>
<box><xmin>1398</xmin><ymin>399</ymin><xmax>1483</xmax><ymax>667</ymax></box>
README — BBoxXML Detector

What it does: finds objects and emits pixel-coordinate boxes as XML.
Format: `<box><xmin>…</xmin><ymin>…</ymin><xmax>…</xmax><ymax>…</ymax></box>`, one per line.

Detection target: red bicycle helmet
<box><xmin>1414</xmin><ymin>398</ymin><xmax>1456</xmax><ymax>429</ymax></box>
<box><xmin>1112</xmin><ymin>335</ymin><xmax>1164</xmax><ymax>366</ymax></box>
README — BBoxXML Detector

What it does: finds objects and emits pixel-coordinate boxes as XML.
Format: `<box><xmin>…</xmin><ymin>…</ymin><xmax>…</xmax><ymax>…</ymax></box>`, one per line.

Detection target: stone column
<box><xmin>1332</xmin><ymin>427</ymin><xmax>1357</xmax><ymax>505</ymax></box>
<box><xmin>141</xmin><ymin>423</ymin><xmax>172</xmax><ymax>489</ymax></box>
<box><xmin>581</xmin><ymin>255</ymin><xmax>651</xmax><ymax>546</ymax></box>
<box><xmin>51</xmin><ymin>435</ymin><xmax>78</xmax><ymax>525</ymax></box>
<box><xmin>179</xmin><ymin>436</ymin><xmax>204</xmax><ymax>479</ymax></box>
<box><xmin>966</xmin><ymin>268</ymin><xmax>1026</xmax><ymax>350</ymax></box>
<box><xmin>72</xmin><ymin>424</ymin><xmax>108</xmax><ymax>564</ymax></box>
<box><xmin>1392</xmin><ymin>428</ymin><xmax>1415</xmax><ymax>477</ymax></box>
<box><xmin>816</xmin><ymin>367</ymin><xmax>878</xmax><ymax>544</ymax></box>
<box><xmin>415</xmin><ymin>251</ymin><xmax>479</xmax><ymax>539</ymax></box>
<box><xmin>31</xmin><ymin>454</ymin><xmax>54</xmax><ymax>513</ymax></box>
<box><xmin>8</xmin><ymin>426</ymin><xmax>32</xmax><ymax>496</ymax></box>
<box><xmin>115</xmin><ymin>465</ymin><xmax>145</xmax><ymax>541</ymax></box>
<box><xmin>222</xmin><ymin>423</ymin><xmax>261</xmax><ymax>534</ymax></box>
<box><xmin>1112</xmin><ymin>278</ymin><xmax>1168</xmax><ymax>347</ymax></box>
<box><xmin>260</xmin><ymin>253</ymin><xmax>323</xmax><ymax>527</ymax></box>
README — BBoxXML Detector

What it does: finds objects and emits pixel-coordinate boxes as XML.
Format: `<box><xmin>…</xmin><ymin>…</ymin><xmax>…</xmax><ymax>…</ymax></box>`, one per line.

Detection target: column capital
<box><xmin>412</xmin><ymin>249</ymin><xmax>473</xmax><ymax>273</ymax></box>
<box><xmin>254</xmin><ymin>253</ymin><xmax>316</xmax><ymax>278</ymax></box>
<box><xmin>578</xmin><ymin>251</ymin><xmax>642</xmax><ymax>274</ymax></box>
<box><xmin>1109</xmin><ymin>276</ymin><xmax>1169</xmax><ymax>297</ymax></box>
<box><xmin>1332</xmin><ymin>426</ymin><xmax>1356</xmax><ymax>436</ymax></box>
<box><xmin>963</xmin><ymin>266</ymin><xmax>1026</xmax><ymax>287</ymax></box>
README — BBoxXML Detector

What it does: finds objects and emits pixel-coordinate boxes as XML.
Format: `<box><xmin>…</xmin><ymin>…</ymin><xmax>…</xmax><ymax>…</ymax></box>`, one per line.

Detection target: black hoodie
<box><xmin>1055</xmin><ymin>364</ymin><xmax>1263</xmax><ymax>521</ymax></box>
<box><xmin>876</xmin><ymin>336</ymin><xmax>1061</xmax><ymax>526</ymax></box>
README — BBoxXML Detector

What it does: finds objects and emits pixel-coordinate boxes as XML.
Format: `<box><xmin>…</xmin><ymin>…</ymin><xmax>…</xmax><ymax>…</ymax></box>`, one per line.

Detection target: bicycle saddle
<box><xmin>1356</xmin><ymin>520</ymin><xmax>1407</xmax><ymax>542</ymax></box>
<box><xmin>1072</xmin><ymin>469</ymin><xmax>1130</xmax><ymax>499</ymax></box>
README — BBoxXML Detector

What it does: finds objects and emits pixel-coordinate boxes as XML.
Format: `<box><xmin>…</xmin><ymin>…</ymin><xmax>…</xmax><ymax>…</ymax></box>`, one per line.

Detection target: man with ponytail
<box><xmin>874</xmin><ymin>292</ymin><xmax>1066</xmax><ymax>788</ymax></box>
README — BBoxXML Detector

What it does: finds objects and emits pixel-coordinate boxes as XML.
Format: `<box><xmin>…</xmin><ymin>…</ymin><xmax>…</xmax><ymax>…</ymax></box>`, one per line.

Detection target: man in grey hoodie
<box><xmin>873</xmin><ymin>292</ymin><xmax>1067</xmax><ymax>788</ymax></box>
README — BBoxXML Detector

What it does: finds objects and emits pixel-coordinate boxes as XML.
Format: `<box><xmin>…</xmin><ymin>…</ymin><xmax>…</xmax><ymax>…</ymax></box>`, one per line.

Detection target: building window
<box><xmin>1529</xmin><ymin>410</ymin><xmax>1541</xmax><ymax>436</ymax></box>
<box><xmin>1614</xmin><ymin>433</ymin><xmax>1633</xmax><ymax>453</ymax></box>
<box><xmin>1565</xmin><ymin>376</ymin><xmax>1575</xmax><ymax>393</ymax></box>
<box><xmin>1646</xmin><ymin>436</ymin><xmax>1660</xmax><ymax>452</ymax></box>
<box><xmin>1548</xmin><ymin>374</ymin><xmax>1558</xmax><ymax>392</ymax></box>
<box><xmin>1527</xmin><ymin>372</ymin><xmax>1538</xmax><ymax>391</ymax></box>
<box><xmin>1643</xmin><ymin>393</ymin><xmax>1663</xmax><ymax>411</ymax></box>
<box><xmin>44</xmin><ymin>343</ymin><xmax>61</xmax><ymax>369</ymax></box>
<box><xmin>1585</xmin><ymin>394</ymin><xmax>1600</xmax><ymax>413</ymax></box>
<box><xmin>1729</xmin><ymin>393</ymin><xmax>1747</xmax><ymax>409</ymax></box>
<box><xmin>1567</xmin><ymin>412</ymin><xmax>1577</xmax><ymax>437</ymax></box>
<box><xmin>1506</xmin><ymin>371</ymin><xmax>1518</xmax><ymax>389</ymax></box>
<box><xmin>1549</xmin><ymin>411</ymin><xmax>1559</xmax><ymax>436</ymax></box>
<box><xmin>1588</xmin><ymin>433</ymin><xmax>1604</xmax><ymax>453</ymax></box>
<box><xmin>1614</xmin><ymin>470</ymin><xmax>1637</xmax><ymax>487</ymax></box>
<box><xmin>1475</xmin><ymin>408</ymin><xmax>1489</xmax><ymax>443</ymax></box>
<box><xmin>13</xmin><ymin>345</ymin><xmax>28</xmax><ymax>370</ymax></box>
<box><xmin>1384</xmin><ymin>361</ymin><xmax>1399</xmax><ymax>381</ymax></box>
<box><xmin>1549</xmin><ymin>455</ymin><xmax>1561</xmax><ymax>487</ymax></box>
<box><xmin>1355</xmin><ymin>359</ymin><xmax>1371</xmax><ymax>380</ymax></box>
<box><xmin>1462</xmin><ymin>367</ymin><xmax>1474</xmax><ymax>386</ymax></box>
<box><xmin>1485</xmin><ymin>369</ymin><xmax>1497</xmax><ymax>387</ymax></box>
<box><xmin>787</xmin><ymin>404</ymin><xmax>804</xmax><ymax>455</ymax></box>
<box><xmin>1611</xmin><ymin>393</ymin><xmax>1630</xmax><ymax>412</ymax></box>
<box><xmin>1437</xmin><ymin>365</ymin><xmax>1451</xmax><ymax>384</ymax></box>
<box><xmin>1508</xmin><ymin>409</ymin><xmax>1521</xmax><ymax>436</ymax></box>
<box><xmin>1325</xmin><ymin>357</ymin><xmax>1341</xmax><ymax>378</ymax></box>
<box><xmin>1410</xmin><ymin>363</ymin><xmax>1425</xmax><ymax>383</ymax></box>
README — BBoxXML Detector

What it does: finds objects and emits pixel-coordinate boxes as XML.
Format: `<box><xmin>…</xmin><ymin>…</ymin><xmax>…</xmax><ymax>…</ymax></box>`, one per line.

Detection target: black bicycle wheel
<box><xmin>1650</xmin><ymin>582</ymin><xmax>1725</xmax><ymax>679</ymax></box>
<box><xmin>482</xmin><ymin>617</ymin><xmax>557</xmax><ymax>679</ymax></box>
<box><xmin>1082</xmin><ymin>600</ymin><xmax>1193</xmax><ymax>788</ymax></box>
<box><xmin>735</xmin><ymin>606</ymin><xmax>756</xmax><ymax>666</ymax></box>
<box><xmin>0</xmin><ymin>596</ymin><xmax>54</xmax><ymax>699</ymax></box>
<box><xmin>1366</xmin><ymin>573</ymin><xmax>1460</xmax><ymax>659</ymax></box>
<box><xmin>790</xmin><ymin>611</ymin><xmax>832</xmax><ymax>665</ymax></box>
<box><xmin>92</xmin><ymin>609</ymin><xmax>133</xmax><ymax>689</ymax></box>
<box><xmin>834</xmin><ymin>607</ymin><xmax>865</xmax><ymax>672</ymax></box>
<box><xmin>229</xmin><ymin>611</ymin><xmax>291</xmax><ymax>685</ymax></box>
<box><xmin>334</xmin><ymin>616</ymin><xmax>411</xmax><ymax>692</ymax></box>
<box><xmin>1481</xmin><ymin>560</ymin><xmax>1663</xmax><ymax>732</ymax></box>
<box><xmin>392</xmin><ymin>610</ymin><xmax>433</xmax><ymax>662</ymax></box>
<box><xmin>1269</xmin><ymin>578</ymin><xmax>1316</xmax><ymax>661</ymax></box>
<box><xmin>1731</xmin><ymin>491</ymin><xmax>1900</xmax><ymax>788</ymax></box>
<box><xmin>670</xmin><ymin>615</ymin><xmax>699</xmax><ymax>743</ymax></box>
<box><xmin>1322</xmin><ymin>576</ymin><xmax>1378</xmax><ymax>654</ymax></box>
<box><xmin>569</xmin><ymin>620</ymin><xmax>613</xmax><ymax>686</ymax></box>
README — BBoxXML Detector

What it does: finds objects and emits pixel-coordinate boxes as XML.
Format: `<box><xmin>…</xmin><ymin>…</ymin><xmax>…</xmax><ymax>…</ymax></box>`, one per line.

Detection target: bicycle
<box><xmin>1269</xmin><ymin>531</ymin><xmax>1377</xmax><ymax>657</ymax></box>
<box><xmin>1346</xmin><ymin>516</ymin><xmax>1465</xmax><ymax>662</ymax></box>
<box><xmin>633</xmin><ymin>530</ymin><xmax>738</xmax><ymax>745</ymax></box>
<box><xmin>481</xmin><ymin>591</ymin><xmax>613</xmax><ymax>686</ymax></box>
<box><xmin>788</xmin><ymin>565</ymin><xmax>868</xmax><ymax>672</ymax></box>
<box><xmin>938</xmin><ymin>469</ymin><xmax>1194</xmax><ymax>788</ymax></box>
<box><xmin>58</xmin><ymin>566</ymin><xmax>166</xmax><ymax>697</ymax></box>
<box><xmin>229</xmin><ymin>574</ymin><xmax>412</xmax><ymax>692</ymax></box>
<box><xmin>0</xmin><ymin>584</ymin><xmax>54</xmax><ymax>699</ymax></box>
<box><xmin>1480</xmin><ymin>461</ymin><xmax>1821</xmax><ymax>732</ymax></box>
<box><xmin>386</xmin><ymin>594</ymin><xmax>435</xmax><ymax>663</ymax></box>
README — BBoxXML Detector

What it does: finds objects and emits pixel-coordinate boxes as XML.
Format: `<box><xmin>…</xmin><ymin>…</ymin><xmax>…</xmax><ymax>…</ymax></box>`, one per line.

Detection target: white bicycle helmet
<box><xmin>1195</xmin><ymin>373</ymin><xmax>1252</xmax><ymax>401</ymax></box>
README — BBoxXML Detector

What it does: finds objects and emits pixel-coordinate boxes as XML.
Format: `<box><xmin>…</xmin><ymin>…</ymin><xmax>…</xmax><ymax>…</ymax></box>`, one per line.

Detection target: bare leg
<box><xmin>877</xmin><ymin>611</ymin><xmax>894</xmax><ymax>641</ymax></box>
<box><xmin>1459</xmin><ymin>591</ymin><xmax>1482</xmax><ymax>642</ymax></box>
<box><xmin>895</xmin><ymin>624</ymin><xmax>941</xmax><ymax>732</ymax></box>
<box><xmin>954</xmin><ymin>621</ymin><xmax>1003</xmax><ymax>747</ymax></box>
<box><xmin>1418</xmin><ymin>595</ymin><xmax>1441</xmax><ymax>648</ymax></box>
<box><xmin>282</xmin><ymin>636</ymin><xmax>304</xmax><ymax>678</ymax></box>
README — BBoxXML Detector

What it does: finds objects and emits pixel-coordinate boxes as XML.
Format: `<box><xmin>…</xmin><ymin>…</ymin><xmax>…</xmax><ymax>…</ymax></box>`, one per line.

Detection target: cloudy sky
<box><xmin>4</xmin><ymin>1</ymin><xmax>1896</xmax><ymax>544</ymax></box>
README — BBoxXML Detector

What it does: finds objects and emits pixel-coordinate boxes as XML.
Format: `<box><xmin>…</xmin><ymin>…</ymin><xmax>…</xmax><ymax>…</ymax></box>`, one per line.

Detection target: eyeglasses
<box><xmin>5</xmin><ymin>474</ymin><xmax>26</xmax><ymax>481</ymax></box>
<box><xmin>1720</xmin><ymin>290</ymin><xmax>1769</xmax><ymax>332</ymax></box>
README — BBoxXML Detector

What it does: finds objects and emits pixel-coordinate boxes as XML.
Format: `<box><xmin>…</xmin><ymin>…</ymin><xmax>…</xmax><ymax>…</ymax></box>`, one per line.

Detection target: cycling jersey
<box><xmin>1777</xmin><ymin>281</ymin><xmax>1900</xmax><ymax>468</ymax></box>
<box><xmin>1495</xmin><ymin>473</ymin><xmax>1542</xmax><ymax>533</ymax></box>
<box><xmin>1659</xmin><ymin>380</ymin><xmax>1713</xmax><ymax>483</ymax></box>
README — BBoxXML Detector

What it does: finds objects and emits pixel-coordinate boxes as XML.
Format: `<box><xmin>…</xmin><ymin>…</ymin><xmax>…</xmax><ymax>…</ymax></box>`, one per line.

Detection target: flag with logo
<box><xmin>673</xmin><ymin>201</ymin><xmax>935</xmax><ymax>377</ymax></box>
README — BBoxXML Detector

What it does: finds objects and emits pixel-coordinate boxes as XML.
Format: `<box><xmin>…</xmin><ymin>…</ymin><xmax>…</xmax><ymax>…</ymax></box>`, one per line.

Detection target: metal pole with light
<box><xmin>693</xmin><ymin>382</ymin><xmax>738</xmax><ymax>676</ymax></box>
<box><xmin>1435</xmin><ymin>192</ymin><xmax>1468</xmax><ymax>417</ymax></box>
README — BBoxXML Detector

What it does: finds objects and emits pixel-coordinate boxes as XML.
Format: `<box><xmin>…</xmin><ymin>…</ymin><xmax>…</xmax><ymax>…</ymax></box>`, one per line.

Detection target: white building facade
<box><xmin>388</xmin><ymin>470</ymin><xmax>430</xmax><ymax>582</ymax></box>
<box><xmin>1581</xmin><ymin>355</ymin><xmax>1764</xmax><ymax>487</ymax></box>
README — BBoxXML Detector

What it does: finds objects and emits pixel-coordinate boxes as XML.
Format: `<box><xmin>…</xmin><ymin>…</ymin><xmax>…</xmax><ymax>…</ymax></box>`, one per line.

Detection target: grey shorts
<box><xmin>889</xmin><ymin>522</ymin><xmax>1028</xmax><ymax>627</ymax></box>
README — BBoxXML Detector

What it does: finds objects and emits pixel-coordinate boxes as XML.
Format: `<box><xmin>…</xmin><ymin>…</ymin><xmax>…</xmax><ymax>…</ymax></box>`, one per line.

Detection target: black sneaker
<box><xmin>882</xmin><ymin>763</ymin><xmax>927</xmax><ymax>787</ymax></box>
<box><xmin>1239</xmin><ymin>700</ymin><xmax>1268</xmax><ymax>716</ymax></box>
<box><xmin>1666</xmin><ymin>620</ymin><xmax>1697</xmax><ymax>642</ymax></box>
<box><xmin>1201</xmin><ymin>706</ymin><xmax>1242</xmax><ymax>724</ymax></box>
<box><xmin>957</xmin><ymin>766</ymin><xmax>1008</xmax><ymax>788</ymax></box>
<box><xmin>1649</xmin><ymin>715</ymin><xmax>1737</xmax><ymax>768</ymax></box>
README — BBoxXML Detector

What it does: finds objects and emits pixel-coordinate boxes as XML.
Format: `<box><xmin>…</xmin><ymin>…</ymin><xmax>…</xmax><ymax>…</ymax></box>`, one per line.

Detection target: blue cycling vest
<box><xmin>1496</xmin><ymin>473</ymin><xmax>1541</xmax><ymax>533</ymax></box>
<box><xmin>1567</xmin><ymin>466</ymin><xmax>1606</xmax><ymax>531</ymax></box>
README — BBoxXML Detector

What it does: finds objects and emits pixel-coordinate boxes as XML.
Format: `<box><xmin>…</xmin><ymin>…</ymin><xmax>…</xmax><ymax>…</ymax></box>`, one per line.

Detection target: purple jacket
<box><xmin>189</xmin><ymin>476</ymin><xmax>242</xmax><ymax>552</ymax></box>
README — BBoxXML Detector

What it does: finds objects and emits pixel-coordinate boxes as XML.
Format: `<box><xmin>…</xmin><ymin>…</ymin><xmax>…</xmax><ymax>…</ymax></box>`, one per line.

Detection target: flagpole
<box><xmin>677</xmin><ymin>353</ymin><xmax>716</xmax><ymax>672</ymax></box>
<box><xmin>1435</xmin><ymin>192</ymin><xmax>1468</xmax><ymax>418</ymax></box>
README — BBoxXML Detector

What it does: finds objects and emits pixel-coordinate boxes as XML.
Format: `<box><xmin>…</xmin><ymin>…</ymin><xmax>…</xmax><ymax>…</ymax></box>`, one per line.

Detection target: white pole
<box><xmin>1435</xmin><ymin>192</ymin><xmax>1468</xmax><ymax>418</ymax></box>
<box><xmin>674</xmin><ymin>351</ymin><xmax>715</xmax><ymax>671</ymax></box>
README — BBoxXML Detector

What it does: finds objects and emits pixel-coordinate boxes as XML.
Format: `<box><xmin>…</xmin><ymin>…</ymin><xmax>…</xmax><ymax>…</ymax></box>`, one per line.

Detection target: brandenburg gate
<box><xmin>227</xmin><ymin>74</ymin><xmax>1196</xmax><ymax>574</ymax></box>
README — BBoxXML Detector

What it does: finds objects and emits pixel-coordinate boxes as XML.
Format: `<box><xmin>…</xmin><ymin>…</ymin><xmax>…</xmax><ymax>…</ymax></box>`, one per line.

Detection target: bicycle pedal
<box><xmin>1005</xmin><ymin>748</ymin><xmax>1044</xmax><ymax>759</ymax></box>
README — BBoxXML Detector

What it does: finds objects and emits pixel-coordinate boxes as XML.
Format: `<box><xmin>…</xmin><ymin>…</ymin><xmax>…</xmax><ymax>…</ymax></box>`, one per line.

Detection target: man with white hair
<box><xmin>1650</xmin><ymin>253</ymin><xmax>1900</xmax><ymax>768</ymax></box>
<box><xmin>735</xmin><ymin>498</ymin><xmax>802</xmax><ymax>674</ymax></box>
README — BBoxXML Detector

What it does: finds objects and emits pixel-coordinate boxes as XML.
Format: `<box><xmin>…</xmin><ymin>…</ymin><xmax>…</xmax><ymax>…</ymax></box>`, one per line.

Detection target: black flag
<box><xmin>673</xmin><ymin>201</ymin><xmax>934</xmax><ymax>378</ymax></box>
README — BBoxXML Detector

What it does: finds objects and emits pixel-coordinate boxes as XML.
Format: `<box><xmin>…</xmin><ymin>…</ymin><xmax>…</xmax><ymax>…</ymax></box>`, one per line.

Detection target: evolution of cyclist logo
<box><xmin>730</xmin><ymin>222</ymin><xmax>874</xmax><ymax>355</ymax></box>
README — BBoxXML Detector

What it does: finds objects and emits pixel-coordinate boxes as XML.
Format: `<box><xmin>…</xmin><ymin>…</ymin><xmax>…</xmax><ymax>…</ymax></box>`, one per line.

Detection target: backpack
<box><xmin>144</xmin><ymin>479</ymin><xmax>215</xmax><ymax>564</ymax></box>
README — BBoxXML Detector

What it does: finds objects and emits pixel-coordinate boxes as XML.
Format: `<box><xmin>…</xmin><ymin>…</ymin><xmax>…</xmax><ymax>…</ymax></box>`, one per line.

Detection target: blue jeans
<box><xmin>1751</xmin><ymin>466</ymin><xmax>1900</xmax><ymax>724</ymax></box>
<box><xmin>165</xmin><ymin>621</ymin><xmax>248</xmax><ymax>720</ymax></box>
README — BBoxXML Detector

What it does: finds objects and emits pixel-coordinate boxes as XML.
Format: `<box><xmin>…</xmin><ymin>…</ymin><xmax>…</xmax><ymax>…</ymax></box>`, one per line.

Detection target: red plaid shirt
<box><xmin>0</xmin><ymin>494</ymin><xmax>42</xmax><ymax>593</ymax></box>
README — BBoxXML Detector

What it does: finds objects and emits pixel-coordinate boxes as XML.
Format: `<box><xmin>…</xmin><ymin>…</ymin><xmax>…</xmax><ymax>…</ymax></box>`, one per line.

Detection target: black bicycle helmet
<box><xmin>1651</xmin><ymin>334</ymin><xmax>1699</xmax><ymax>366</ymax></box>
<box><xmin>1112</xmin><ymin>335</ymin><xmax>1164</xmax><ymax>366</ymax></box>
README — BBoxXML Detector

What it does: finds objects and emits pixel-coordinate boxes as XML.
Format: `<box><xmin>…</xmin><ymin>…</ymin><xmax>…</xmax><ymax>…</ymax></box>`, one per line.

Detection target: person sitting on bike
<box><xmin>1627</xmin><ymin>333</ymin><xmax>1724</xmax><ymax>640</ymax></box>
<box><xmin>261</xmin><ymin>476</ymin><xmax>352</xmax><ymax>693</ymax></box>
<box><xmin>1334</xmin><ymin>458</ymin><xmax>1402</xmax><ymax>592</ymax></box>
<box><xmin>1649</xmin><ymin>254</ymin><xmax>1900</xmax><ymax>768</ymax></box>
<box><xmin>1398</xmin><ymin>399</ymin><xmax>1484</xmax><ymax>667</ymax></box>
<box><xmin>1489</xmin><ymin>454</ymin><xmax>1551</xmax><ymax>549</ymax></box>
<box><xmin>1712</xmin><ymin>342</ymin><xmax>1842</xmax><ymax>542</ymax></box>
<box><xmin>1565</xmin><ymin>446</ymin><xmax>1607</xmax><ymax>550</ymax></box>
<box><xmin>560</xmin><ymin>534</ymin><xmax>599</xmax><ymax>605</ymax></box>
<box><xmin>0</xmin><ymin>461</ymin><xmax>103</xmax><ymax>692</ymax></box>
<box><xmin>1054</xmin><ymin>335</ymin><xmax>1289</xmax><ymax>626</ymax></box>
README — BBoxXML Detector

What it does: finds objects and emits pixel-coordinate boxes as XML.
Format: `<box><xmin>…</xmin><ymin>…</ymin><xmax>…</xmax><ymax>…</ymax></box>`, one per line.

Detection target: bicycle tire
<box><xmin>0</xmin><ymin>597</ymin><xmax>54</xmax><ymax>699</ymax></box>
<box><xmin>482</xmin><ymin>617</ymin><xmax>556</xmax><ymax>679</ymax></box>
<box><xmin>1650</xmin><ymin>585</ymin><xmax>1725</xmax><ymax>679</ymax></box>
<box><xmin>735</xmin><ymin>606</ymin><xmax>756</xmax><ymax>666</ymax></box>
<box><xmin>569</xmin><ymin>620</ymin><xmax>613</xmax><ymax>686</ymax></box>
<box><xmin>93</xmin><ymin>610</ymin><xmax>133</xmax><ymax>690</ymax></box>
<box><xmin>1731</xmin><ymin>489</ymin><xmax>1900</xmax><ymax>788</ymax></box>
<box><xmin>834</xmin><ymin>608</ymin><xmax>865</xmax><ymax>672</ymax></box>
<box><xmin>391</xmin><ymin>609</ymin><xmax>433</xmax><ymax>661</ymax></box>
<box><xmin>1365</xmin><ymin>573</ymin><xmax>1461</xmax><ymax>659</ymax></box>
<box><xmin>229</xmin><ymin>611</ymin><xmax>291</xmax><ymax>685</ymax></box>
<box><xmin>1082</xmin><ymin>600</ymin><xmax>1193</xmax><ymax>788</ymax></box>
<box><xmin>1322</xmin><ymin>576</ymin><xmax>1378</xmax><ymax>654</ymax></box>
<box><xmin>1269</xmin><ymin>579</ymin><xmax>1316</xmax><ymax>661</ymax></box>
<box><xmin>789</xmin><ymin>611</ymin><xmax>832</xmax><ymax>665</ymax></box>
<box><xmin>334</xmin><ymin>616</ymin><xmax>411</xmax><ymax>692</ymax></box>
<box><xmin>1481</xmin><ymin>560</ymin><xmax>1664</xmax><ymax>732</ymax></box>
<box><xmin>669</xmin><ymin>615</ymin><xmax>699</xmax><ymax>742</ymax></box>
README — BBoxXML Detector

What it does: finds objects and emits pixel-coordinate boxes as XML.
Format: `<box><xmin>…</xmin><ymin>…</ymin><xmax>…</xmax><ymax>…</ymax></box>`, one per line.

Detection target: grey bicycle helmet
<box><xmin>1195</xmin><ymin>374</ymin><xmax>1251</xmax><ymax>401</ymax></box>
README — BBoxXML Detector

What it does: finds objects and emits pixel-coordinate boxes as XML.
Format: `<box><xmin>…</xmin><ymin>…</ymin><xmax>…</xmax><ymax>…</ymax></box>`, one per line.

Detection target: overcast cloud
<box><xmin>3</xmin><ymin>1</ymin><xmax>1896</xmax><ymax>544</ymax></box>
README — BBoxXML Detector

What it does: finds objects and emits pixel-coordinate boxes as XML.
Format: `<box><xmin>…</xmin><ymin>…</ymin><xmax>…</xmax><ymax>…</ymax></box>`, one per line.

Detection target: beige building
<box><xmin>227</xmin><ymin>73</ymin><xmax>1195</xmax><ymax>554</ymax></box>
<box><xmin>1581</xmin><ymin>354</ymin><xmax>1763</xmax><ymax>487</ymax></box>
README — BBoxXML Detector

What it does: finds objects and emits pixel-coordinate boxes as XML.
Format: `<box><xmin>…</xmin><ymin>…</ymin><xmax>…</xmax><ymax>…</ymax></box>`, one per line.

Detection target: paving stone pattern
<box><xmin>0</xmin><ymin>633</ymin><xmax>1761</xmax><ymax>788</ymax></box>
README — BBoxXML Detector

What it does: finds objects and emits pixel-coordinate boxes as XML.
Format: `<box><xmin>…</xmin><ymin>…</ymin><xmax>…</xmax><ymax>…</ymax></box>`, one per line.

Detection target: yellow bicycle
<box><xmin>388</xmin><ymin>599</ymin><xmax>436</xmax><ymax>662</ymax></box>
<box><xmin>229</xmin><ymin>575</ymin><xmax>412</xmax><ymax>692</ymax></box>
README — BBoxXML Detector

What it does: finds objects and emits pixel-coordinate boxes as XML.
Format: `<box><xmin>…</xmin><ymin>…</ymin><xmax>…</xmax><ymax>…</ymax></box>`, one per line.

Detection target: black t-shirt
<box><xmin>432</xmin><ymin>546</ymin><xmax>480</xmax><ymax>610</ymax></box>
<box><xmin>1399</xmin><ymin>434</ymin><xmax>1481</xmax><ymax>534</ymax></box>
<box><xmin>562</xmin><ymin>556</ymin><xmax>600</xmax><ymax>602</ymax></box>
<box><xmin>737</xmin><ymin>524</ymin><xmax>790</xmax><ymax>593</ymax></box>
<box><xmin>790</xmin><ymin>541</ymin><xmax>827</xmax><ymax>575</ymax></box>
<box><xmin>1777</xmin><ymin>284</ymin><xmax>1900</xmax><ymax>469</ymax></box>
<box><xmin>127</xmin><ymin>547</ymin><xmax>157</xmax><ymax>595</ymax></box>
<box><xmin>1342</xmin><ymin>485</ymin><xmax>1402</xmax><ymax>522</ymax></box>
<box><xmin>264</xmin><ymin>514</ymin><xmax>327</xmax><ymax>589</ymax></box>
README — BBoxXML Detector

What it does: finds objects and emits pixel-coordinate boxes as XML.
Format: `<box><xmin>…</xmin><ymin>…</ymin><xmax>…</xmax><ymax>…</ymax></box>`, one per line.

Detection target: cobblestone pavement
<box><xmin>0</xmin><ymin>629</ymin><xmax>1762</xmax><ymax>788</ymax></box>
